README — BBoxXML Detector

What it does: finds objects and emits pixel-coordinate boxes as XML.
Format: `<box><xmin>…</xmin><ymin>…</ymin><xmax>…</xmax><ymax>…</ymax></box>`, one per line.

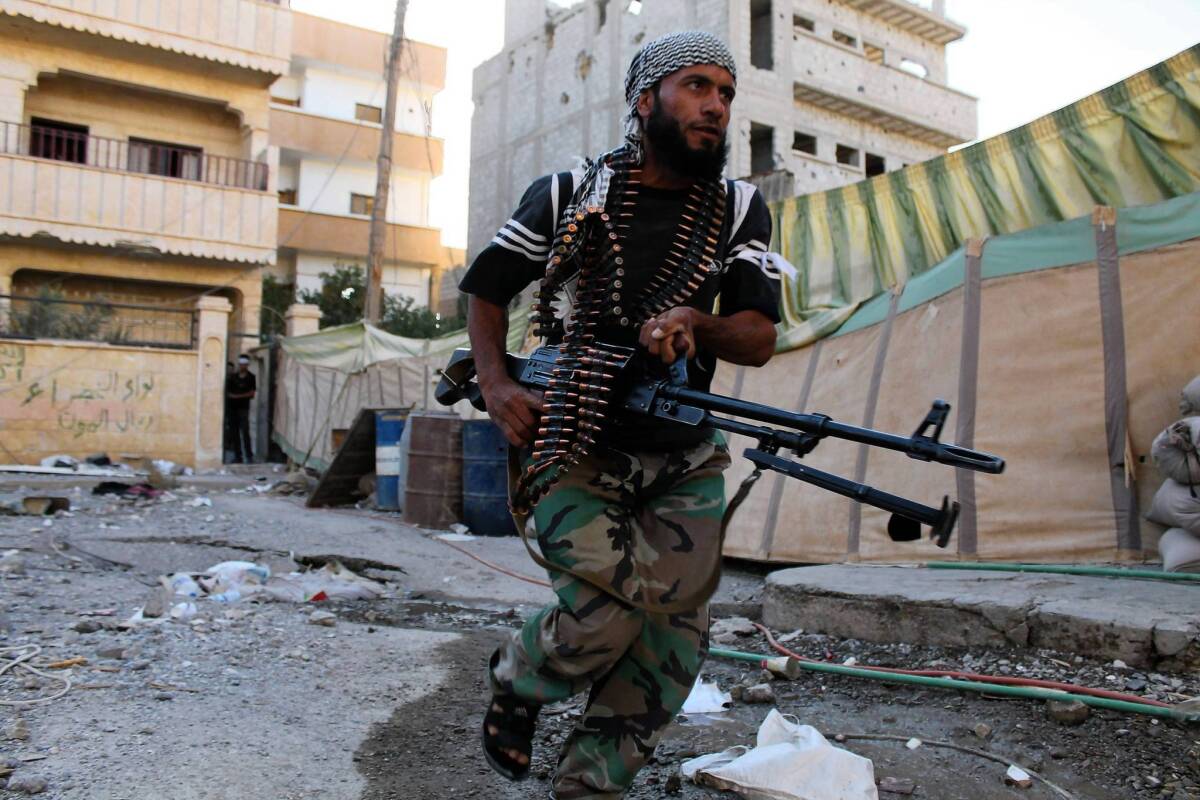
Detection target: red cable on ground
<box><xmin>310</xmin><ymin>505</ymin><xmax>553</xmax><ymax>588</ymax></box>
<box><xmin>753</xmin><ymin>623</ymin><xmax>1171</xmax><ymax>709</ymax></box>
<box><xmin>434</xmin><ymin>537</ymin><xmax>553</xmax><ymax>589</ymax></box>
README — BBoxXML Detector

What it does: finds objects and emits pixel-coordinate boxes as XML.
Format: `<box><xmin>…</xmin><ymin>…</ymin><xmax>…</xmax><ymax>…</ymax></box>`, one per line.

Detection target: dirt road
<box><xmin>1</xmin><ymin>474</ymin><xmax>1196</xmax><ymax>799</ymax></box>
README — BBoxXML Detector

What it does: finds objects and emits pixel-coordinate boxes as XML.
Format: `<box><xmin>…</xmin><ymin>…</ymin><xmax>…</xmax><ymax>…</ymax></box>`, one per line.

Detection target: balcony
<box><xmin>3</xmin><ymin>0</ymin><xmax>292</xmax><ymax>76</ymax></box>
<box><xmin>278</xmin><ymin>207</ymin><xmax>442</xmax><ymax>265</ymax></box>
<box><xmin>0</xmin><ymin>122</ymin><xmax>276</xmax><ymax>264</ymax></box>
<box><xmin>270</xmin><ymin>106</ymin><xmax>443</xmax><ymax>175</ymax></box>
<box><xmin>291</xmin><ymin>11</ymin><xmax>445</xmax><ymax>91</ymax></box>
<box><xmin>791</xmin><ymin>33</ymin><xmax>976</xmax><ymax>147</ymax></box>
<box><xmin>836</xmin><ymin>0</ymin><xmax>966</xmax><ymax>45</ymax></box>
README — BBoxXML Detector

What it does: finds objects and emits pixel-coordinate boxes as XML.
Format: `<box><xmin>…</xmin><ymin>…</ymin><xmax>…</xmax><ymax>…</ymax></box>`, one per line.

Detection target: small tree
<box><xmin>260</xmin><ymin>274</ymin><xmax>295</xmax><ymax>339</ymax></box>
<box><xmin>296</xmin><ymin>263</ymin><xmax>365</xmax><ymax>328</ymax></box>
<box><xmin>10</xmin><ymin>287</ymin><xmax>115</xmax><ymax>342</ymax></box>
<box><xmin>297</xmin><ymin>263</ymin><xmax>466</xmax><ymax>339</ymax></box>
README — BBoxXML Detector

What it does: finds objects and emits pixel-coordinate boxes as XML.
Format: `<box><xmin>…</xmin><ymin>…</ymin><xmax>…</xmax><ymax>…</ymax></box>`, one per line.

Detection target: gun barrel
<box><xmin>667</xmin><ymin>386</ymin><xmax>1004</xmax><ymax>474</ymax></box>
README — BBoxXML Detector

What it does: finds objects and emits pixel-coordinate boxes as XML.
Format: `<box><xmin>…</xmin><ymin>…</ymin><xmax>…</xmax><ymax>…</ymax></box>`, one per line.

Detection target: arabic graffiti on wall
<box><xmin>0</xmin><ymin>343</ymin><xmax>164</xmax><ymax>440</ymax></box>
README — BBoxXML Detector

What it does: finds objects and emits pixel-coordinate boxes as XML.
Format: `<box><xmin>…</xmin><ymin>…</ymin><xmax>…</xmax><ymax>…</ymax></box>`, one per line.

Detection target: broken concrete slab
<box><xmin>763</xmin><ymin>565</ymin><xmax>1200</xmax><ymax>669</ymax></box>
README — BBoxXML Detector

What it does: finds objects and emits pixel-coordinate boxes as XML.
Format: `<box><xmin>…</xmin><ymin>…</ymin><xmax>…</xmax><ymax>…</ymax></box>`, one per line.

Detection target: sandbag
<box><xmin>1146</xmin><ymin>479</ymin><xmax>1200</xmax><ymax>534</ymax></box>
<box><xmin>1159</xmin><ymin>527</ymin><xmax>1200</xmax><ymax>573</ymax></box>
<box><xmin>1151</xmin><ymin>417</ymin><xmax>1200</xmax><ymax>485</ymax></box>
<box><xmin>1182</xmin><ymin>375</ymin><xmax>1200</xmax><ymax>417</ymax></box>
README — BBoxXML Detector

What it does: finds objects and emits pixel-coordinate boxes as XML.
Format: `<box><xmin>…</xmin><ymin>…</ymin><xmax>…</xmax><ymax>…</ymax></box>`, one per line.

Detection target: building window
<box><xmin>832</xmin><ymin>30</ymin><xmax>858</xmax><ymax>49</ymax></box>
<box><xmin>271</xmin><ymin>96</ymin><xmax>300</xmax><ymax>107</ymax></box>
<box><xmin>350</xmin><ymin>193</ymin><xmax>374</xmax><ymax>215</ymax></box>
<box><xmin>899</xmin><ymin>58</ymin><xmax>929</xmax><ymax>79</ymax></box>
<box><xmin>793</xmin><ymin>14</ymin><xmax>815</xmax><ymax>35</ymax></box>
<box><xmin>792</xmin><ymin>131</ymin><xmax>817</xmax><ymax>156</ymax></box>
<box><xmin>355</xmin><ymin>103</ymin><xmax>383</xmax><ymax>124</ymax></box>
<box><xmin>865</xmin><ymin>152</ymin><xmax>886</xmax><ymax>177</ymax></box>
<box><xmin>29</xmin><ymin>117</ymin><xmax>88</xmax><ymax>164</ymax></box>
<box><xmin>749</xmin><ymin>0</ymin><xmax>773</xmax><ymax>70</ymax></box>
<box><xmin>128</xmin><ymin>137</ymin><xmax>202</xmax><ymax>181</ymax></box>
<box><xmin>836</xmin><ymin>144</ymin><xmax>860</xmax><ymax>168</ymax></box>
<box><xmin>750</xmin><ymin>123</ymin><xmax>775</xmax><ymax>174</ymax></box>
<box><xmin>278</xmin><ymin>188</ymin><xmax>297</xmax><ymax>205</ymax></box>
<box><xmin>864</xmin><ymin>41</ymin><xmax>884</xmax><ymax>64</ymax></box>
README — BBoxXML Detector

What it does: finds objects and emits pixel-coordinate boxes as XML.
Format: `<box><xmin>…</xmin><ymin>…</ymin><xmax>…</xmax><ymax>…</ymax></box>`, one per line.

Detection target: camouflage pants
<box><xmin>491</xmin><ymin>434</ymin><xmax>730</xmax><ymax>799</ymax></box>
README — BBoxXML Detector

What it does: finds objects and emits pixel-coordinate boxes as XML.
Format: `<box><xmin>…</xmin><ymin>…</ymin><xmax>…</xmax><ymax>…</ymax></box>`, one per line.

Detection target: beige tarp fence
<box><xmin>272</xmin><ymin>316</ymin><xmax>526</xmax><ymax>471</ymax></box>
<box><xmin>719</xmin><ymin>192</ymin><xmax>1200</xmax><ymax>564</ymax></box>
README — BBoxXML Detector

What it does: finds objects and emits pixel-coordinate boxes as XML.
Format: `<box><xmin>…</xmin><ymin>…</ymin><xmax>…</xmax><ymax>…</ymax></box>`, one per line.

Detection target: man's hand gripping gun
<box><xmin>435</xmin><ymin>344</ymin><xmax>1005</xmax><ymax>547</ymax></box>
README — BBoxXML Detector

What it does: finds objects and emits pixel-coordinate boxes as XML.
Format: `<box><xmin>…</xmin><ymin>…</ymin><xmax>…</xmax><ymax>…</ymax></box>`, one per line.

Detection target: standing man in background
<box><xmin>225</xmin><ymin>354</ymin><xmax>256</xmax><ymax>464</ymax></box>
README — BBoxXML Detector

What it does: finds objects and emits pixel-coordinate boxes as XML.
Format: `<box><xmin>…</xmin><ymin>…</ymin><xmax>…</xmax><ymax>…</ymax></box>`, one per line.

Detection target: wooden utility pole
<box><xmin>365</xmin><ymin>0</ymin><xmax>408</xmax><ymax>324</ymax></box>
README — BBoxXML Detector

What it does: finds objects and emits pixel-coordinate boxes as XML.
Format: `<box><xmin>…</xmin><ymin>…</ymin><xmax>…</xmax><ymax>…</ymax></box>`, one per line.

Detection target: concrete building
<box><xmin>0</xmin><ymin>0</ymin><xmax>291</xmax><ymax>468</ymax></box>
<box><xmin>267</xmin><ymin>12</ymin><xmax>463</xmax><ymax>310</ymax></box>
<box><xmin>467</xmin><ymin>0</ymin><xmax>977</xmax><ymax>258</ymax></box>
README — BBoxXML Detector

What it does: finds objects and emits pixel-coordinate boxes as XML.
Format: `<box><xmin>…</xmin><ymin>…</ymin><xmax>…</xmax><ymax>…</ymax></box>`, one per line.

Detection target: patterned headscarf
<box><xmin>623</xmin><ymin>30</ymin><xmax>737</xmax><ymax>157</ymax></box>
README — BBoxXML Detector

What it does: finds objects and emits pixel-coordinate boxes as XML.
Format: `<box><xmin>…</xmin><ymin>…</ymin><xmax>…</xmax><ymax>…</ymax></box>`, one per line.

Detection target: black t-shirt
<box><xmin>459</xmin><ymin>170</ymin><xmax>782</xmax><ymax>450</ymax></box>
<box><xmin>227</xmin><ymin>371</ymin><xmax>256</xmax><ymax>411</ymax></box>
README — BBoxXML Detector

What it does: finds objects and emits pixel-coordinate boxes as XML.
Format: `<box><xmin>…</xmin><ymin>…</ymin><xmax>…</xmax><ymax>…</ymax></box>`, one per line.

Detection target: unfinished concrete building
<box><xmin>467</xmin><ymin>0</ymin><xmax>977</xmax><ymax>258</ymax></box>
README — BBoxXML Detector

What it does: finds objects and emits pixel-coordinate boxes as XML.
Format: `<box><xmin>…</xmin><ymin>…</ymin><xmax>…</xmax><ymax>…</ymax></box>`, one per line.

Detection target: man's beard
<box><xmin>643</xmin><ymin>99</ymin><xmax>727</xmax><ymax>181</ymax></box>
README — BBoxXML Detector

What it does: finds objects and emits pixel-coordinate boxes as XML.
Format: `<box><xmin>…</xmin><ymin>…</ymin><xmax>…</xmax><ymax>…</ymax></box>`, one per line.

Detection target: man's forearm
<box><xmin>691</xmin><ymin>309</ymin><xmax>777</xmax><ymax>366</ymax></box>
<box><xmin>467</xmin><ymin>296</ymin><xmax>512</xmax><ymax>389</ymax></box>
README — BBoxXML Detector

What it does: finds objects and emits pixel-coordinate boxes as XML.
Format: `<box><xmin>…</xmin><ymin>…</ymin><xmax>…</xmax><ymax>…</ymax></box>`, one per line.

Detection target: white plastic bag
<box><xmin>681</xmin><ymin>677</ymin><xmax>732</xmax><ymax>714</ymax></box>
<box><xmin>682</xmin><ymin>710</ymin><xmax>878</xmax><ymax>800</ymax></box>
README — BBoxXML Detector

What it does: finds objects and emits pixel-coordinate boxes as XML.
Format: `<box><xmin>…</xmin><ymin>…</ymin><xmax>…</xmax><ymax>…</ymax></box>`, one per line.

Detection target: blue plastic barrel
<box><xmin>462</xmin><ymin>419</ymin><xmax>516</xmax><ymax>536</ymax></box>
<box><xmin>375</xmin><ymin>410</ymin><xmax>407</xmax><ymax>510</ymax></box>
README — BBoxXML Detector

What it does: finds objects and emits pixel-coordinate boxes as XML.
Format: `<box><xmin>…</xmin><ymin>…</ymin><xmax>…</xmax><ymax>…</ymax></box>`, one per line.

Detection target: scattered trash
<box><xmin>710</xmin><ymin>616</ymin><xmax>758</xmax><ymax>645</ymax></box>
<box><xmin>1004</xmin><ymin>764</ymin><xmax>1033</xmax><ymax>789</ymax></box>
<box><xmin>308</xmin><ymin>610</ymin><xmax>337</xmax><ymax>627</ymax></box>
<box><xmin>0</xmin><ymin>551</ymin><xmax>26</xmax><ymax>575</ymax></box>
<box><xmin>92</xmin><ymin>482</ymin><xmax>164</xmax><ymax>501</ymax></box>
<box><xmin>85</xmin><ymin>453</ymin><xmax>112</xmax><ymax>467</ymax></box>
<box><xmin>682</xmin><ymin>677</ymin><xmax>732</xmax><ymax>714</ymax></box>
<box><xmin>40</xmin><ymin>454</ymin><xmax>78</xmax><ymax>469</ymax></box>
<box><xmin>741</xmin><ymin>683</ymin><xmax>776</xmax><ymax>704</ymax></box>
<box><xmin>151</xmin><ymin>459</ymin><xmax>187</xmax><ymax>476</ymax></box>
<box><xmin>905</xmin><ymin>738</ymin><xmax>922</xmax><ymax>750</ymax></box>
<box><xmin>45</xmin><ymin>657</ymin><xmax>87</xmax><ymax>670</ymax></box>
<box><xmin>189</xmin><ymin>497</ymin><xmax>213</xmax><ymax>507</ymax></box>
<box><xmin>877</xmin><ymin>776</ymin><xmax>915</xmax><ymax>795</ymax></box>
<box><xmin>169</xmin><ymin>601</ymin><xmax>198</xmax><ymax>621</ymax></box>
<box><xmin>972</xmin><ymin>722</ymin><xmax>993</xmax><ymax>740</ymax></box>
<box><xmin>135</xmin><ymin>560</ymin><xmax>385</xmax><ymax>619</ymax></box>
<box><xmin>434</xmin><ymin>531</ymin><xmax>476</xmax><ymax>543</ymax></box>
<box><xmin>682</xmin><ymin>710</ymin><xmax>877</xmax><ymax>799</ymax></box>
<box><xmin>0</xmin><ymin>496</ymin><xmax>71</xmax><ymax>516</ymax></box>
<box><xmin>269</xmin><ymin>471</ymin><xmax>316</xmax><ymax>495</ymax></box>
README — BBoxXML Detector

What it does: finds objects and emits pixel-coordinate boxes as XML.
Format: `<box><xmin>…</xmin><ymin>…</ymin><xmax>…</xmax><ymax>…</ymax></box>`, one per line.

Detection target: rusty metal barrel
<box><xmin>402</xmin><ymin>411</ymin><xmax>464</xmax><ymax>528</ymax></box>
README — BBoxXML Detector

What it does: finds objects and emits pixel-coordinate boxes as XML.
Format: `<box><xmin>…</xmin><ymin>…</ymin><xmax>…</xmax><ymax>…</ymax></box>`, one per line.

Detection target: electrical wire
<box><xmin>825</xmin><ymin>732</ymin><xmax>1076</xmax><ymax>800</ymax></box>
<box><xmin>0</xmin><ymin>644</ymin><xmax>73</xmax><ymax>707</ymax></box>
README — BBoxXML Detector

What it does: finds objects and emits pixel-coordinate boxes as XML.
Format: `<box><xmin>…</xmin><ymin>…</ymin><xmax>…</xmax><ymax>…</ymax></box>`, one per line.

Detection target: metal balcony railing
<box><xmin>0</xmin><ymin>122</ymin><xmax>268</xmax><ymax>191</ymax></box>
<box><xmin>0</xmin><ymin>293</ymin><xmax>196</xmax><ymax>350</ymax></box>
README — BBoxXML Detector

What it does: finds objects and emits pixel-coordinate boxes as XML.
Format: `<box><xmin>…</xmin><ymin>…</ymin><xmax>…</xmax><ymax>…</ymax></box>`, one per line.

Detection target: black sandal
<box><xmin>482</xmin><ymin>694</ymin><xmax>541</xmax><ymax>781</ymax></box>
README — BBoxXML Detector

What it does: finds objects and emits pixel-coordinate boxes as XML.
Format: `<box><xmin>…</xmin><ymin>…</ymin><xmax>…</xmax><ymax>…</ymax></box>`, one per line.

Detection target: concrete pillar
<box><xmin>284</xmin><ymin>303</ymin><xmax>322</xmax><ymax>337</ymax></box>
<box><xmin>0</xmin><ymin>59</ymin><xmax>34</xmax><ymax>126</ymax></box>
<box><xmin>194</xmin><ymin>296</ymin><xmax>232</xmax><ymax>470</ymax></box>
<box><xmin>0</xmin><ymin>272</ymin><xmax>11</xmax><ymax>335</ymax></box>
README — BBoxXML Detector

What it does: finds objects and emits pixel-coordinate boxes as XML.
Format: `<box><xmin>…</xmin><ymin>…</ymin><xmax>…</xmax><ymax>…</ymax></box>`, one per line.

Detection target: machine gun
<box><xmin>436</xmin><ymin>344</ymin><xmax>1005</xmax><ymax>547</ymax></box>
